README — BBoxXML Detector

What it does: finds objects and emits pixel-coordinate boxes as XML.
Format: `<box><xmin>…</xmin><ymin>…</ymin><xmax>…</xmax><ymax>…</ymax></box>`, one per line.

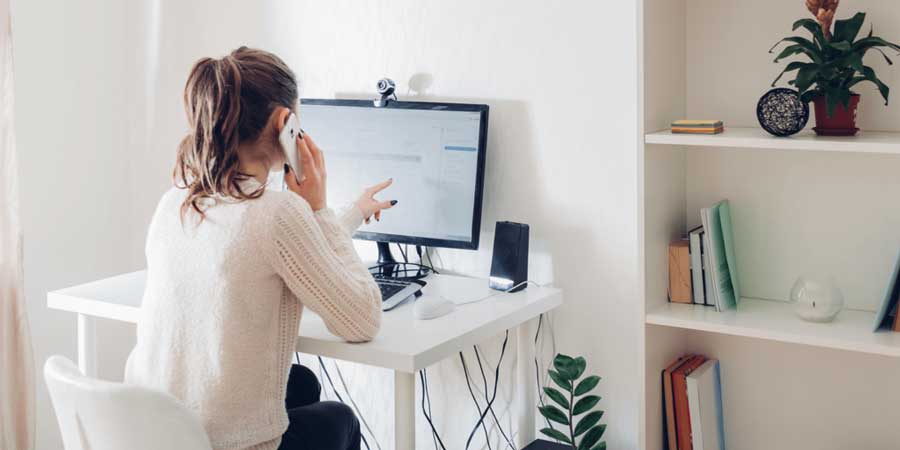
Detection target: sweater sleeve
<box><xmin>265</xmin><ymin>194</ymin><xmax>381</xmax><ymax>342</ymax></box>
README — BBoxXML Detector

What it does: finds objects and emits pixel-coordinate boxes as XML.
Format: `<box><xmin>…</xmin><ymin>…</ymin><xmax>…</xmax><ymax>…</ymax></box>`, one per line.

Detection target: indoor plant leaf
<box><xmin>773</xmin><ymin>44</ymin><xmax>814</xmax><ymax>63</ymax></box>
<box><xmin>572</xmin><ymin>357</ymin><xmax>587</xmax><ymax>380</ymax></box>
<box><xmin>578</xmin><ymin>425</ymin><xmax>607</xmax><ymax>450</ymax></box>
<box><xmin>574</xmin><ymin>375</ymin><xmax>601</xmax><ymax>396</ymax></box>
<box><xmin>574</xmin><ymin>410</ymin><xmax>604</xmax><ymax>436</ymax></box>
<box><xmin>862</xmin><ymin>65</ymin><xmax>890</xmax><ymax>104</ymax></box>
<box><xmin>853</xmin><ymin>36</ymin><xmax>900</xmax><ymax>54</ymax></box>
<box><xmin>538</xmin><ymin>405</ymin><xmax>570</xmax><ymax>425</ymax></box>
<box><xmin>572</xmin><ymin>395</ymin><xmax>601</xmax><ymax>415</ymax></box>
<box><xmin>792</xmin><ymin>18</ymin><xmax>828</xmax><ymax>46</ymax></box>
<box><xmin>540</xmin><ymin>427</ymin><xmax>572</xmax><ymax>444</ymax></box>
<box><xmin>768</xmin><ymin>36</ymin><xmax>823</xmax><ymax>62</ymax></box>
<box><xmin>591</xmin><ymin>442</ymin><xmax>607</xmax><ymax>450</ymax></box>
<box><xmin>771</xmin><ymin>61</ymin><xmax>811</xmax><ymax>86</ymax></box>
<box><xmin>833</xmin><ymin>12</ymin><xmax>866</xmax><ymax>43</ymax></box>
<box><xmin>553</xmin><ymin>354</ymin><xmax>578</xmax><ymax>380</ymax></box>
<box><xmin>548</xmin><ymin>369</ymin><xmax>573</xmax><ymax>391</ymax></box>
<box><xmin>543</xmin><ymin>387</ymin><xmax>570</xmax><ymax>409</ymax></box>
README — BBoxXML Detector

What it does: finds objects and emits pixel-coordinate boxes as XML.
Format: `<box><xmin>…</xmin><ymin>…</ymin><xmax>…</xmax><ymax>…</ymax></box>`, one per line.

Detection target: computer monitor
<box><xmin>300</xmin><ymin>99</ymin><xmax>489</xmax><ymax>257</ymax></box>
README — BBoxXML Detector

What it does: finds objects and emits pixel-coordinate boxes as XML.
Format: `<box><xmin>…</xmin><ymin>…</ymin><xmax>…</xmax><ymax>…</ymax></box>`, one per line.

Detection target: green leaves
<box><xmin>833</xmin><ymin>12</ymin><xmax>866</xmax><ymax>44</ymax></box>
<box><xmin>578</xmin><ymin>425</ymin><xmax>607</xmax><ymax>450</ymax></box>
<box><xmin>772</xmin><ymin>12</ymin><xmax>899</xmax><ymax>112</ymax></box>
<box><xmin>539</xmin><ymin>405</ymin><xmax>569</xmax><ymax>425</ymax></box>
<box><xmin>548</xmin><ymin>370</ymin><xmax>572</xmax><ymax>391</ymax></box>
<box><xmin>574</xmin><ymin>411</ymin><xmax>604</xmax><ymax>436</ymax></box>
<box><xmin>575</xmin><ymin>376</ymin><xmax>601</xmax><ymax>396</ymax></box>
<box><xmin>573</xmin><ymin>395</ymin><xmax>601</xmax><ymax>415</ymax></box>
<box><xmin>540</xmin><ymin>428</ymin><xmax>572</xmax><ymax>444</ymax></box>
<box><xmin>544</xmin><ymin>387</ymin><xmax>569</xmax><ymax>409</ymax></box>
<box><xmin>540</xmin><ymin>353</ymin><xmax>605</xmax><ymax>449</ymax></box>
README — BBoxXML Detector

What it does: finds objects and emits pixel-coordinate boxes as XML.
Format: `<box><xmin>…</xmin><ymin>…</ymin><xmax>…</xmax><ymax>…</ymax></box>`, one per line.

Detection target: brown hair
<box><xmin>174</xmin><ymin>46</ymin><xmax>298</xmax><ymax>220</ymax></box>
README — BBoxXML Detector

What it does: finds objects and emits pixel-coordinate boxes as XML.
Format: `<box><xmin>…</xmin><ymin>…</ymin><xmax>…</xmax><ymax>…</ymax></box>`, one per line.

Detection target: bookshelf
<box><xmin>645</xmin><ymin>127</ymin><xmax>900</xmax><ymax>155</ymax></box>
<box><xmin>640</xmin><ymin>0</ymin><xmax>900</xmax><ymax>449</ymax></box>
<box><xmin>646</xmin><ymin>298</ymin><xmax>900</xmax><ymax>358</ymax></box>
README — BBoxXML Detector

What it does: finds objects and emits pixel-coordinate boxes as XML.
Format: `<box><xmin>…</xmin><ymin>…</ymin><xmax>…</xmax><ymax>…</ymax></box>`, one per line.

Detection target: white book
<box><xmin>686</xmin><ymin>360</ymin><xmax>726</xmax><ymax>450</ymax></box>
<box><xmin>689</xmin><ymin>226</ymin><xmax>705</xmax><ymax>305</ymax></box>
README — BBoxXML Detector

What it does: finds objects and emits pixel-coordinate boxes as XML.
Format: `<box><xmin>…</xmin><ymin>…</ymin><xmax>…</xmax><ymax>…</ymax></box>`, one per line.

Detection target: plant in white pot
<box><xmin>770</xmin><ymin>0</ymin><xmax>900</xmax><ymax>135</ymax></box>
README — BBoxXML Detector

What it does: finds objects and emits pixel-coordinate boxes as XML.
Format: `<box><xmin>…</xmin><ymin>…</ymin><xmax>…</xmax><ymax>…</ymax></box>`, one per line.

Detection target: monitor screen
<box><xmin>300</xmin><ymin>99</ymin><xmax>488</xmax><ymax>250</ymax></box>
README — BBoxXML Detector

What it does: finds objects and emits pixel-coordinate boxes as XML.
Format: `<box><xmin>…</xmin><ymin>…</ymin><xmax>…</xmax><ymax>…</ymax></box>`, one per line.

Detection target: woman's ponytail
<box><xmin>174</xmin><ymin>47</ymin><xmax>298</xmax><ymax>221</ymax></box>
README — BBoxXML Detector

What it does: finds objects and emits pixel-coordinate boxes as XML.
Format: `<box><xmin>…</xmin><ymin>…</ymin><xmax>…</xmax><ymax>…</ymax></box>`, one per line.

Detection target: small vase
<box><xmin>790</xmin><ymin>275</ymin><xmax>844</xmax><ymax>323</ymax></box>
<box><xmin>812</xmin><ymin>94</ymin><xmax>859</xmax><ymax>136</ymax></box>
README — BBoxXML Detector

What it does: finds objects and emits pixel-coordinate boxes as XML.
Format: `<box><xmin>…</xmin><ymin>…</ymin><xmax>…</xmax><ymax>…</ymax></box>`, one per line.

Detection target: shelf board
<box><xmin>646</xmin><ymin>298</ymin><xmax>900</xmax><ymax>357</ymax></box>
<box><xmin>645</xmin><ymin>127</ymin><xmax>900</xmax><ymax>155</ymax></box>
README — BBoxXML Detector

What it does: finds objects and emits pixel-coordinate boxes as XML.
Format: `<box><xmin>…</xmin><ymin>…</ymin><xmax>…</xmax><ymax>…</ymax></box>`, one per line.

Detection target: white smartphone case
<box><xmin>279</xmin><ymin>113</ymin><xmax>303</xmax><ymax>183</ymax></box>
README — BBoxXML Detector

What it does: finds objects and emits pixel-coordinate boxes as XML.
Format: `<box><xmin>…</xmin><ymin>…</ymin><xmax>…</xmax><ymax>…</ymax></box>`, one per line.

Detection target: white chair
<box><xmin>44</xmin><ymin>355</ymin><xmax>213</xmax><ymax>450</ymax></box>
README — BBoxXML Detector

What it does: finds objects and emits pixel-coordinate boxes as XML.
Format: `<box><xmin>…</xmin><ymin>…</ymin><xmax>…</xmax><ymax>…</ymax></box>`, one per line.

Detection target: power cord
<box><xmin>332</xmin><ymin>360</ymin><xmax>382</xmax><ymax>450</ymax></box>
<box><xmin>419</xmin><ymin>369</ymin><xmax>448</xmax><ymax>450</ymax></box>
<box><xmin>422</xmin><ymin>368</ymin><xmax>439</xmax><ymax>450</ymax></box>
<box><xmin>464</xmin><ymin>330</ymin><xmax>509</xmax><ymax>450</ymax></box>
<box><xmin>474</xmin><ymin>346</ymin><xmax>516</xmax><ymax>450</ymax></box>
<box><xmin>316</xmin><ymin>355</ymin><xmax>372</xmax><ymax>450</ymax></box>
<box><xmin>534</xmin><ymin>314</ymin><xmax>556</xmax><ymax>437</ymax></box>
<box><xmin>459</xmin><ymin>352</ymin><xmax>493</xmax><ymax>450</ymax></box>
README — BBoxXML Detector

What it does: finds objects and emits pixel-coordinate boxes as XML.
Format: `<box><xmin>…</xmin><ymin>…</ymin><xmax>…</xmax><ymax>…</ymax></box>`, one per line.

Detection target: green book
<box><xmin>700</xmin><ymin>200</ymin><xmax>740</xmax><ymax>312</ymax></box>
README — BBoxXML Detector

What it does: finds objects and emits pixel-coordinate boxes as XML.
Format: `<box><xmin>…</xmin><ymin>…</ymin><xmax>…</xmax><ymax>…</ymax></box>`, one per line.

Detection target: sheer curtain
<box><xmin>0</xmin><ymin>0</ymin><xmax>34</xmax><ymax>448</ymax></box>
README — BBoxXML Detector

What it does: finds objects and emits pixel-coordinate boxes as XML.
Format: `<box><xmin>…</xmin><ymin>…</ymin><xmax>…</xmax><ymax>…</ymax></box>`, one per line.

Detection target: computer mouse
<box><xmin>413</xmin><ymin>296</ymin><xmax>456</xmax><ymax>320</ymax></box>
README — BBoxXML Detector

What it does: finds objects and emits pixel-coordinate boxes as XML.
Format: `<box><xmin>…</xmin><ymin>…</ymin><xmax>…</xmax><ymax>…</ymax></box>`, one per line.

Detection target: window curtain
<box><xmin>0</xmin><ymin>0</ymin><xmax>34</xmax><ymax>448</ymax></box>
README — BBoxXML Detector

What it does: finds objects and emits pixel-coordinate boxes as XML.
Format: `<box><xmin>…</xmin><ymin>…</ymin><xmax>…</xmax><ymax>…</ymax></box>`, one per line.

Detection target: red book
<box><xmin>673</xmin><ymin>355</ymin><xmax>707</xmax><ymax>450</ymax></box>
<box><xmin>663</xmin><ymin>355</ymin><xmax>693</xmax><ymax>450</ymax></box>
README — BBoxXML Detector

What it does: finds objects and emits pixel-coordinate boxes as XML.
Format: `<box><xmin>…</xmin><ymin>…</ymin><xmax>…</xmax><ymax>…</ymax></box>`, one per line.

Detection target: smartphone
<box><xmin>279</xmin><ymin>113</ymin><xmax>303</xmax><ymax>183</ymax></box>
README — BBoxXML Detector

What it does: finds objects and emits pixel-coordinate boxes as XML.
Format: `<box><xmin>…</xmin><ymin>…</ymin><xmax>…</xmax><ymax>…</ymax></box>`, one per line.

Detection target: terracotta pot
<box><xmin>812</xmin><ymin>94</ymin><xmax>860</xmax><ymax>136</ymax></box>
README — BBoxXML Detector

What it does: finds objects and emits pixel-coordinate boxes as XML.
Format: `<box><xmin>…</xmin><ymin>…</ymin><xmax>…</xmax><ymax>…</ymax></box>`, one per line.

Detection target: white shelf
<box><xmin>645</xmin><ymin>127</ymin><xmax>900</xmax><ymax>155</ymax></box>
<box><xmin>646</xmin><ymin>298</ymin><xmax>900</xmax><ymax>357</ymax></box>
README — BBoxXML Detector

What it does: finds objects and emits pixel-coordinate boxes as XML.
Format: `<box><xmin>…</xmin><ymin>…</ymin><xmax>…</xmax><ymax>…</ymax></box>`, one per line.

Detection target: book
<box><xmin>701</xmin><ymin>235</ymin><xmax>714</xmax><ymax>307</ymax></box>
<box><xmin>671</xmin><ymin>120</ymin><xmax>724</xmax><ymax>135</ymax></box>
<box><xmin>701</xmin><ymin>200</ymin><xmax>740</xmax><ymax>312</ymax></box>
<box><xmin>673</xmin><ymin>356</ymin><xmax>707</xmax><ymax>450</ymax></box>
<box><xmin>663</xmin><ymin>355</ymin><xmax>693</xmax><ymax>450</ymax></box>
<box><xmin>689</xmin><ymin>227</ymin><xmax>705</xmax><ymax>305</ymax></box>
<box><xmin>686</xmin><ymin>360</ymin><xmax>726</xmax><ymax>450</ymax></box>
<box><xmin>873</xmin><ymin>248</ymin><xmax>900</xmax><ymax>331</ymax></box>
<box><xmin>669</xmin><ymin>240</ymin><xmax>693</xmax><ymax>303</ymax></box>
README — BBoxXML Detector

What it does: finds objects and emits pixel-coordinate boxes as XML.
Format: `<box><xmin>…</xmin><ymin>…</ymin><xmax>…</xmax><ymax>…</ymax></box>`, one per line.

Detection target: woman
<box><xmin>124</xmin><ymin>47</ymin><xmax>392</xmax><ymax>450</ymax></box>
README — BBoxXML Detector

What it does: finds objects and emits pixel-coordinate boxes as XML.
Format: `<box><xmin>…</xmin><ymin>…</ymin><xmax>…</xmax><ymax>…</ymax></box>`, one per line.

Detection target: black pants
<box><xmin>277</xmin><ymin>364</ymin><xmax>361</xmax><ymax>450</ymax></box>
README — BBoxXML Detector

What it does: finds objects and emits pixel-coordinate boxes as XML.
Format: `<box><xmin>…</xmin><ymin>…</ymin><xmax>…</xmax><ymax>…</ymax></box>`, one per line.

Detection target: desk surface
<box><xmin>47</xmin><ymin>271</ymin><xmax>562</xmax><ymax>373</ymax></box>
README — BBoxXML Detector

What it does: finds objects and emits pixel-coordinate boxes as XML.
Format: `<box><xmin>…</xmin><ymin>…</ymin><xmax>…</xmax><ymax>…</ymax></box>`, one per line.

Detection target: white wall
<box><xmin>10</xmin><ymin>1</ymin><xmax>144</xmax><ymax>449</ymax></box>
<box><xmin>15</xmin><ymin>1</ymin><xmax>642</xmax><ymax>449</ymax></box>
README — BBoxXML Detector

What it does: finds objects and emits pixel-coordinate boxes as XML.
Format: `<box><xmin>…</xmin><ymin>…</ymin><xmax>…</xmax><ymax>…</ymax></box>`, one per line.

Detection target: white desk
<box><xmin>47</xmin><ymin>270</ymin><xmax>562</xmax><ymax>449</ymax></box>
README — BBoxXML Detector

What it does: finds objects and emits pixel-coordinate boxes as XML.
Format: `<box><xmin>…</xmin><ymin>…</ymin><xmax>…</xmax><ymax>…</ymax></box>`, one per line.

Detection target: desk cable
<box><xmin>463</xmin><ymin>330</ymin><xmax>510</xmax><ymax>450</ymax></box>
<box><xmin>309</xmin><ymin>354</ymin><xmax>380</xmax><ymax>450</ymax></box>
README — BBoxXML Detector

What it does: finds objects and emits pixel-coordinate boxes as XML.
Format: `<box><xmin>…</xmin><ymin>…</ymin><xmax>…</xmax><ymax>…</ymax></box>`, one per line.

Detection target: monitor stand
<box><xmin>375</xmin><ymin>241</ymin><xmax>399</xmax><ymax>278</ymax></box>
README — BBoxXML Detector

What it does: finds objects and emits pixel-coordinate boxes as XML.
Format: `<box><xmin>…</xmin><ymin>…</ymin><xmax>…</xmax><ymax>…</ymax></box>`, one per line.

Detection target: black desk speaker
<box><xmin>489</xmin><ymin>221</ymin><xmax>529</xmax><ymax>292</ymax></box>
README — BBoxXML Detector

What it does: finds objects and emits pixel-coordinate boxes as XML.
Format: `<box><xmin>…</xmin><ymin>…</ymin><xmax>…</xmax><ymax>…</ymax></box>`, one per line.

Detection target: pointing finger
<box><xmin>366</xmin><ymin>178</ymin><xmax>393</xmax><ymax>195</ymax></box>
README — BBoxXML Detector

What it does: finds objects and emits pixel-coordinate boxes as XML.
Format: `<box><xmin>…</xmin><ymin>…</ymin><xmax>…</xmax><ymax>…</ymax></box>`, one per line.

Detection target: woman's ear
<box><xmin>272</xmin><ymin>106</ymin><xmax>291</xmax><ymax>133</ymax></box>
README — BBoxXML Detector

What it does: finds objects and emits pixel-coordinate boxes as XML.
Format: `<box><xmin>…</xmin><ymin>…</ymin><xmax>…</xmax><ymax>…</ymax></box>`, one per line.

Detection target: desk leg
<box><xmin>77</xmin><ymin>313</ymin><xmax>98</xmax><ymax>377</ymax></box>
<box><xmin>395</xmin><ymin>371</ymin><xmax>416</xmax><ymax>449</ymax></box>
<box><xmin>516</xmin><ymin>319</ymin><xmax>538</xmax><ymax>447</ymax></box>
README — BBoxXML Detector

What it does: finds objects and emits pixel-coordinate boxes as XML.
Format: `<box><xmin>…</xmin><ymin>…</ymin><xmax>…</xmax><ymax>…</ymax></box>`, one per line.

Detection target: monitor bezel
<box><xmin>301</xmin><ymin>98</ymin><xmax>489</xmax><ymax>251</ymax></box>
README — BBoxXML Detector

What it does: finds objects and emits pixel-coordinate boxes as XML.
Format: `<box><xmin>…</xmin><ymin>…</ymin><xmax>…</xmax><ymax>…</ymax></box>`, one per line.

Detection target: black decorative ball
<box><xmin>757</xmin><ymin>88</ymin><xmax>809</xmax><ymax>137</ymax></box>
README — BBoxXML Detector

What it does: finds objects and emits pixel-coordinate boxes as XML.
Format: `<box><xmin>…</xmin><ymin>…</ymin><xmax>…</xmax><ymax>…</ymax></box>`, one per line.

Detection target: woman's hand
<box><xmin>284</xmin><ymin>134</ymin><xmax>327</xmax><ymax>211</ymax></box>
<box><xmin>356</xmin><ymin>179</ymin><xmax>397</xmax><ymax>224</ymax></box>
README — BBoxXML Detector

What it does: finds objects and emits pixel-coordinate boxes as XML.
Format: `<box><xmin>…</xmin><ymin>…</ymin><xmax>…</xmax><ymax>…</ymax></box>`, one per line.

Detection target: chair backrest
<box><xmin>43</xmin><ymin>355</ymin><xmax>213</xmax><ymax>450</ymax></box>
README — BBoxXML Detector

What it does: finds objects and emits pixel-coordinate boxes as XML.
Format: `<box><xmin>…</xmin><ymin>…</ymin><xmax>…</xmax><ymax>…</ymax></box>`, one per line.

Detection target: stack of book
<box><xmin>663</xmin><ymin>354</ymin><xmax>725</xmax><ymax>450</ymax></box>
<box><xmin>671</xmin><ymin>120</ymin><xmax>724</xmax><ymax>135</ymax></box>
<box><xmin>668</xmin><ymin>200</ymin><xmax>740</xmax><ymax>312</ymax></box>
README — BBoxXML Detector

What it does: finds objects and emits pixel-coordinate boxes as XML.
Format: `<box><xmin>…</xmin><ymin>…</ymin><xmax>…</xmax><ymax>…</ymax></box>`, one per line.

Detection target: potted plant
<box><xmin>526</xmin><ymin>354</ymin><xmax>606</xmax><ymax>450</ymax></box>
<box><xmin>769</xmin><ymin>1</ymin><xmax>900</xmax><ymax>135</ymax></box>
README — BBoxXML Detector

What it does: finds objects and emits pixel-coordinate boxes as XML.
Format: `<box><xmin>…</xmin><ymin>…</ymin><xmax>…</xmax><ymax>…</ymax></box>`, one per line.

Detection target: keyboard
<box><xmin>376</xmin><ymin>278</ymin><xmax>423</xmax><ymax>311</ymax></box>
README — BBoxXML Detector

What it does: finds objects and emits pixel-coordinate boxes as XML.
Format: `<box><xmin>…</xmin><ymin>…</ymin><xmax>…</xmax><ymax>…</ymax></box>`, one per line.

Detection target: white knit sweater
<box><xmin>124</xmin><ymin>178</ymin><xmax>382</xmax><ymax>450</ymax></box>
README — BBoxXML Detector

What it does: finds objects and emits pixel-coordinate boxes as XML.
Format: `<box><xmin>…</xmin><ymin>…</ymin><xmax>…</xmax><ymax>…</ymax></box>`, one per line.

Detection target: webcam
<box><xmin>374</xmin><ymin>78</ymin><xmax>397</xmax><ymax>107</ymax></box>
